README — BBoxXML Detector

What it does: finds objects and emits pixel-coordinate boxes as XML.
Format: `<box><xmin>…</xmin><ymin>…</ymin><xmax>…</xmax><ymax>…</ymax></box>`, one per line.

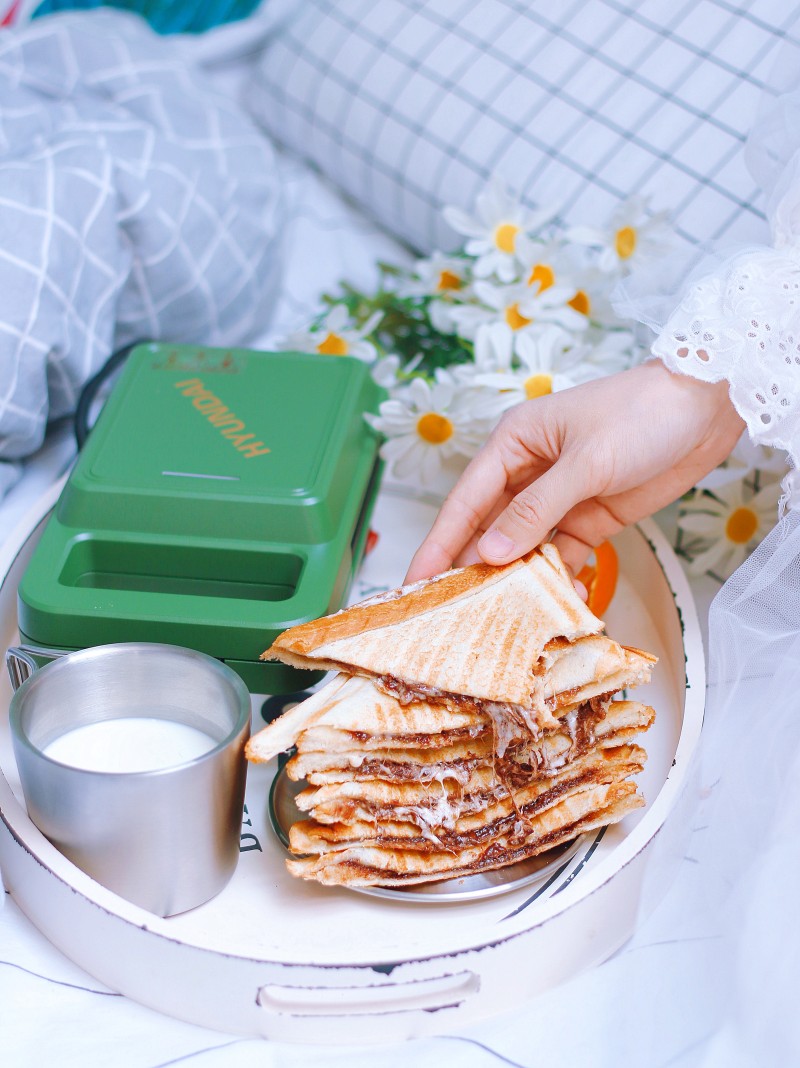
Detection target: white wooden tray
<box><xmin>0</xmin><ymin>480</ymin><xmax>704</xmax><ymax>1044</ymax></box>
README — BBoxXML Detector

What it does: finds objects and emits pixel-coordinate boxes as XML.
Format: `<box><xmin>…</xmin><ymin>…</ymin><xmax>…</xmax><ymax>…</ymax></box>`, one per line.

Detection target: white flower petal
<box><xmin>696</xmin><ymin>465</ymin><xmax>752</xmax><ymax>492</ymax></box>
<box><xmin>371</xmin><ymin>355</ymin><xmax>401</xmax><ymax>388</ymax></box>
<box><xmin>347</xmin><ymin>339</ymin><xmax>377</xmax><ymax>363</ymax></box>
<box><xmin>707</xmin><ymin>481</ymin><xmax>745</xmax><ymax>510</ymax></box>
<box><xmin>381</xmin><ymin>434</ymin><xmax>418</xmax><ymax>461</ymax></box>
<box><xmin>430</xmin><ymin>378</ymin><xmax>455</xmax><ymax>409</ymax></box>
<box><xmin>494</xmin><ymin>256</ymin><xmax>520</xmax><ymax>284</ymax></box>
<box><xmin>443</xmin><ymin>206</ymin><xmax>486</xmax><ymax>239</ymax></box>
<box><xmin>752</xmin><ymin>479</ymin><xmax>783</xmax><ymax>517</ymax></box>
<box><xmin>405</xmin><ymin>377</ymin><xmax>431</xmax><ymax>409</ymax></box>
<box><xmin>419</xmin><ymin>441</ymin><xmax>446</xmax><ymax>484</ymax></box>
<box><xmin>720</xmin><ymin>544</ymin><xmax>748</xmax><ymax>578</ymax></box>
<box><xmin>476</xmin><ymin>179</ymin><xmax>512</xmax><ymax>223</ymax></box>
<box><xmin>325</xmin><ymin>304</ymin><xmax>349</xmax><ymax>331</ymax></box>
<box><xmin>564</xmin><ymin>225</ymin><xmax>605</xmax><ymax>247</ymax></box>
<box><xmin>465</xmin><ymin>237</ymin><xmax>493</xmax><ymax>258</ymax></box>
<box><xmin>282</xmin><ymin>332</ymin><xmax>317</xmax><ymax>353</ymax></box>
<box><xmin>359</xmin><ymin>310</ymin><xmax>383</xmax><ymax>337</ymax></box>
<box><xmin>393</xmin><ymin>439</ymin><xmax>429</xmax><ymax>479</ymax></box>
<box><xmin>688</xmin><ymin>540</ymin><xmax>731</xmax><ymax>576</ymax></box>
<box><xmin>429</xmin><ymin>299</ymin><xmax>458</xmax><ymax>334</ymax></box>
<box><xmin>677</xmin><ymin>512</ymin><xmax>724</xmax><ymax>537</ymax></box>
<box><xmin>472</xmin><ymin>280</ymin><xmax>504</xmax><ymax>309</ymax></box>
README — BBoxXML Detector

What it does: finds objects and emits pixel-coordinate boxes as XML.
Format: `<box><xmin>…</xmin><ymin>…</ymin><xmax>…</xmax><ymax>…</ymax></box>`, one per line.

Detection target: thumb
<box><xmin>477</xmin><ymin>462</ymin><xmax>588</xmax><ymax>564</ymax></box>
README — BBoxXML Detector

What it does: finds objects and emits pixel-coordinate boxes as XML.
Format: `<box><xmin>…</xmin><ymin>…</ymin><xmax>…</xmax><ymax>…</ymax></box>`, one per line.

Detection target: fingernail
<box><xmin>478</xmin><ymin>529</ymin><xmax>516</xmax><ymax>562</ymax></box>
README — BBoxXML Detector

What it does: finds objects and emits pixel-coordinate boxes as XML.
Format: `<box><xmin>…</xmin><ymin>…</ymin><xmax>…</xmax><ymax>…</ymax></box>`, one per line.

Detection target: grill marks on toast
<box><xmin>245</xmin><ymin>544</ymin><xmax>658</xmax><ymax>888</ymax></box>
<box><xmin>263</xmin><ymin>546</ymin><xmax>605</xmax><ymax>708</ymax></box>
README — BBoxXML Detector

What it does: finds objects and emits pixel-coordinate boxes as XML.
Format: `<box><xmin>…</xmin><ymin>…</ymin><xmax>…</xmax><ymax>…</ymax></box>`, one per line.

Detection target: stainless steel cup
<box><xmin>8</xmin><ymin>643</ymin><xmax>250</xmax><ymax>916</ymax></box>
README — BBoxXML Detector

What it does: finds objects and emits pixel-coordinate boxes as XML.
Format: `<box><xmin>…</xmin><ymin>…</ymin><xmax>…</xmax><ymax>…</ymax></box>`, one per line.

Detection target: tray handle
<box><xmin>256</xmin><ymin>969</ymin><xmax>480</xmax><ymax>1017</ymax></box>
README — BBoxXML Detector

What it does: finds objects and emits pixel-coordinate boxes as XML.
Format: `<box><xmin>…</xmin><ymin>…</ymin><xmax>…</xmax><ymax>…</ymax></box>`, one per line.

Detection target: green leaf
<box><xmin>322</xmin><ymin>278</ymin><xmax>473</xmax><ymax>378</ymax></box>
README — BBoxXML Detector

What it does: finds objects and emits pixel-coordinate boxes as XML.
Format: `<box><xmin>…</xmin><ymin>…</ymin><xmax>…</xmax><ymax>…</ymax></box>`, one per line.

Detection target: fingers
<box><xmin>550</xmin><ymin>530</ymin><xmax>596</xmax><ymax>576</ymax></box>
<box><xmin>404</xmin><ymin>446</ymin><xmax>514</xmax><ymax>582</ymax></box>
<box><xmin>476</xmin><ymin>461</ymin><xmax>591</xmax><ymax>564</ymax></box>
<box><xmin>404</xmin><ymin>540</ymin><xmax>453</xmax><ymax>584</ymax></box>
<box><xmin>549</xmin><ymin>498</ymin><xmax>627</xmax><ymax>574</ymax></box>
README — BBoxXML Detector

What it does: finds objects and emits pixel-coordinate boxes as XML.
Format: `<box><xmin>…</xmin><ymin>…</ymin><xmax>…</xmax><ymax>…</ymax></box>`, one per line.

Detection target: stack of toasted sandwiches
<box><xmin>247</xmin><ymin>545</ymin><xmax>656</xmax><ymax>888</ymax></box>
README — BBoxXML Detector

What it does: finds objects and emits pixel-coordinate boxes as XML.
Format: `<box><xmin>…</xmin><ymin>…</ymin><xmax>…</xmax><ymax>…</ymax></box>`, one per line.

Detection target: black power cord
<box><xmin>73</xmin><ymin>340</ymin><xmax>146</xmax><ymax>449</ymax></box>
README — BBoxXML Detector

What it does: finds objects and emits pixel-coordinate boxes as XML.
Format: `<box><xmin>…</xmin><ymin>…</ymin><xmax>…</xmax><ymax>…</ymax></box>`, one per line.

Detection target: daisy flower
<box><xmin>515</xmin><ymin>280</ymin><xmax>589</xmax><ymax>335</ymax></box>
<box><xmin>448</xmin><ymin>355</ymin><xmax>521</xmax><ymax>423</ymax></box>
<box><xmin>283</xmin><ymin>305</ymin><xmax>382</xmax><ymax>362</ymax></box>
<box><xmin>365</xmin><ymin>370</ymin><xmax>488</xmax><ymax>484</ymax></box>
<box><xmin>565</xmin><ymin>196</ymin><xmax>672</xmax><ymax>274</ymax></box>
<box><xmin>449</xmin><ymin>279</ymin><xmax>585</xmax><ymax>344</ymax></box>
<box><xmin>558</xmin><ymin>268</ymin><xmax>621</xmax><ymax>329</ymax></box>
<box><xmin>397</xmin><ymin>252</ymin><xmax>471</xmax><ymax>334</ymax></box>
<box><xmin>399</xmin><ymin>252</ymin><xmax>470</xmax><ymax>299</ymax></box>
<box><xmin>475</xmin><ymin>326</ymin><xmax>604</xmax><ymax>408</ymax></box>
<box><xmin>515</xmin><ymin>238</ymin><xmax>623</xmax><ymax>330</ymax></box>
<box><xmin>678</xmin><ymin>480</ymin><xmax>782</xmax><ymax>578</ymax></box>
<box><xmin>515</xmin><ymin>236</ymin><xmax>579</xmax><ymax>296</ymax></box>
<box><xmin>443</xmin><ymin>180</ymin><xmax>555</xmax><ymax>283</ymax></box>
<box><xmin>370</xmin><ymin>351</ymin><xmax>425</xmax><ymax>392</ymax></box>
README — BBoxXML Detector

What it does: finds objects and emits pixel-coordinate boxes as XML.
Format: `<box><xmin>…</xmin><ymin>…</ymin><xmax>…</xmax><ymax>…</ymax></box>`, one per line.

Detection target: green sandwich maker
<box><xmin>15</xmin><ymin>343</ymin><xmax>383</xmax><ymax>694</ymax></box>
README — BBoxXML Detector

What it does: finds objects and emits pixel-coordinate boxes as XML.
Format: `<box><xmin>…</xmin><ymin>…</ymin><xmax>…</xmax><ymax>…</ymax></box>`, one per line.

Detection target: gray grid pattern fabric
<box><xmin>247</xmin><ymin>0</ymin><xmax>800</xmax><ymax>253</ymax></box>
<box><xmin>0</xmin><ymin>10</ymin><xmax>282</xmax><ymax>471</ymax></box>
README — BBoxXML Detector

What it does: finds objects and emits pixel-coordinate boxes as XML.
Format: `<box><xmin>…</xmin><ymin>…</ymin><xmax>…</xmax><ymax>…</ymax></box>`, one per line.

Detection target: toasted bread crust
<box><xmin>263</xmin><ymin>544</ymin><xmax>597</xmax><ymax>663</ymax></box>
<box><xmin>621</xmin><ymin>644</ymin><xmax>658</xmax><ymax>665</ymax></box>
<box><xmin>265</xmin><ymin>556</ymin><xmax>524</xmax><ymax>660</ymax></box>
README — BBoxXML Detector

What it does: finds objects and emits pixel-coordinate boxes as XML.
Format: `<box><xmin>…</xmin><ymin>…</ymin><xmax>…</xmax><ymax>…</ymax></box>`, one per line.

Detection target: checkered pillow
<box><xmin>246</xmin><ymin>0</ymin><xmax>800</xmax><ymax>253</ymax></box>
<box><xmin>0</xmin><ymin>11</ymin><xmax>283</xmax><ymax>477</ymax></box>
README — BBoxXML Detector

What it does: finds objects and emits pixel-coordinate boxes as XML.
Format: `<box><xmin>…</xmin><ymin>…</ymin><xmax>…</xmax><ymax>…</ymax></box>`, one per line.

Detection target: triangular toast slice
<box><xmin>246</xmin><ymin>637</ymin><xmax>655</xmax><ymax>766</ymax></box>
<box><xmin>244</xmin><ymin>675</ymin><xmax>484</xmax><ymax>764</ymax></box>
<box><xmin>289</xmin><ymin>701</ymin><xmax>655</xmax><ymax>783</ymax></box>
<box><xmin>263</xmin><ymin>544</ymin><xmax>604</xmax><ymax>707</ymax></box>
<box><xmin>294</xmin><ymin>744</ymin><xmax>647</xmax><ymax>828</ymax></box>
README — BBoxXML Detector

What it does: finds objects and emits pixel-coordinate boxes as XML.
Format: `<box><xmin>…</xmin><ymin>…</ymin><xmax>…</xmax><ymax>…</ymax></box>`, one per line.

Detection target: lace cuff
<box><xmin>651</xmin><ymin>246</ymin><xmax>800</xmax><ymax>473</ymax></box>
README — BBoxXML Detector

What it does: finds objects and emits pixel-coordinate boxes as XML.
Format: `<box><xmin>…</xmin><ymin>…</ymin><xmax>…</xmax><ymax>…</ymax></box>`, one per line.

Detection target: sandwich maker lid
<box><xmin>17</xmin><ymin>343</ymin><xmax>383</xmax><ymax>691</ymax></box>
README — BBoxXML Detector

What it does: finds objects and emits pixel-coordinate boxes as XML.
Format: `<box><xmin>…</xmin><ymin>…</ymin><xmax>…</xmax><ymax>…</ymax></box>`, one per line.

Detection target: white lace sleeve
<box><xmin>650</xmin><ymin>243</ymin><xmax>800</xmax><ymax>466</ymax></box>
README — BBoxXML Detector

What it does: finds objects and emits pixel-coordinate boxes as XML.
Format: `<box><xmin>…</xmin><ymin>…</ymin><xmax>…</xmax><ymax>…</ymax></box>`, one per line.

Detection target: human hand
<box><xmin>405</xmin><ymin>360</ymin><xmax>745</xmax><ymax>581</ymax></box>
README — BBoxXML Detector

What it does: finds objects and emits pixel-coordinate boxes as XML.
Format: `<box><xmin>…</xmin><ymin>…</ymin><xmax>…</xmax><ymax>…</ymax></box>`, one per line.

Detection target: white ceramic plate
<box><xmin>0</xmin><ymin>480</ymin><xmax>704</xmax><ymax>1045</ymax></box>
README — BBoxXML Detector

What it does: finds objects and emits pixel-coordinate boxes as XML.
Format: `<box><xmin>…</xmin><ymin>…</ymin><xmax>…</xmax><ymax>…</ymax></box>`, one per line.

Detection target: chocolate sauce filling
<box><xmin>335</xmin><ymin>700</ymin><xmax>609</xmax><ymax>785</ymax></box>
<box><xmin>324</xmin><ymin>818</ymin><xmax>592</xmax><ymax>882</ymax></box>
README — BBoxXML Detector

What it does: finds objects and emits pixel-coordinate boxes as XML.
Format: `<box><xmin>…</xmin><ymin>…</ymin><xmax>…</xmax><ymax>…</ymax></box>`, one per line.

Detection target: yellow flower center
<box><xmin>416</xmin><ymin>412</ymin><xmax>454</xmax><ymax>445</ymax></box>
<box><xmin>615</xmin><ymin>226</ymin><xmax>637</xmax><ymax>260</ymax></box>
<box><xmin>505</xmin><ymin>302</ymin><xmax>532</xmax><ymax>331</ymax></box>
<box><xmin>725</xmin><ymin>506</ymin><xmax>759</xmax><ymax>545</ymax></box>
<box><xmin>316</xmin><ymin>332</ymin><xmax>349</xmax><ymax>356</ymax></box>
<box><xmin>494</xmin><ymin>223</ymin><xmax>520</xmax><ymax>254</ymax></box>
<box><xmin>524</xmin><ymin>373</ymin><xmax>553</xmax><ymax>400</ymax></box>
<box><xmin>437</xmin><ymin>269</ymin><xmax>462</xmax><ymax>291</ymax></box>
<box><xmin>568</xmin><ymin>289</ymin><xmax>591</xmax><ymax>316</ymax></box>
<box><xmin>527</xmin><ymin>263</ymin><xmax>555</xmax><ymax>292</ymax></box>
